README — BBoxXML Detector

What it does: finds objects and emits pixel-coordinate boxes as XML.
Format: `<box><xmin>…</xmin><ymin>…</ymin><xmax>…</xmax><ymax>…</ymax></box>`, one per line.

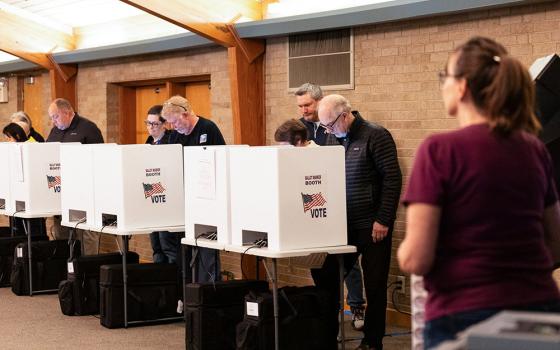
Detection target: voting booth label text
<box><xmin>46</xmin><ymin>175</ymin><xmax>61</xmax><ymax>192</ymax></box>
<box><xmin>46</xmin><ymin>163</ymin><xmax>61</xmax><ymax>193</ymax></box>
<box><xmin>143</xmin><ymin>168</ymin><xmax>166</xmax><ymax>203</ymax></box>
<box><xmin>302</xmin><ymin>174</ymin><xmax>327</xmax><ymax>218</ymax></box>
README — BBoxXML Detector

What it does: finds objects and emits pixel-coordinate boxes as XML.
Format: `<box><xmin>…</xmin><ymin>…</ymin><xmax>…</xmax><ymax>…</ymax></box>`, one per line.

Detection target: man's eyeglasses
<box><xmin>163</xmin><ymin>102</ymin><xmax>187</xmax><ymax>112</ymax></box>
<box><xmin>144</xmin><ymin>121</ymin><xmax>163</xmax><ymax>127</ymax></box>
<box><xmin>320</xmin><ymin>111</ymin><xmax>345</xmax><ymax>131</ymax></box>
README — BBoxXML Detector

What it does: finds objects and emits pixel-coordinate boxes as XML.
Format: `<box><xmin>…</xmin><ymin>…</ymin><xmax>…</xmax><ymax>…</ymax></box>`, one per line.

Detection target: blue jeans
<box><xmin>345</xmin><ymin>260</ymin><xmax>365</xmax><ymax>307</ymax></box>
<box><xmin>149</xmin><ymin>231</ymin><xmax>180</xmax><ymax>264</ymax></box>
<box><xmin>424</xmin><ymin>299</ymin><xmax>560</xmax><ymax>349</ymax></box>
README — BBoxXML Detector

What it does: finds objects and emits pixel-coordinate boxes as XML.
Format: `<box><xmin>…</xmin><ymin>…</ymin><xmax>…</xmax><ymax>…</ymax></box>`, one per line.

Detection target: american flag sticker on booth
<box><xmin>301</xmin><ymin>192</ymin><xmax>326</xmax><ymax>213</ymax></box>
<box><xmin>46</xmin><ymin>175</ymin><xmax>61</xmax><ymax>189</ymax></box>
<box><xmin>143</xmin><ymin>182</ymin><xmax>165</xmax><ymax>198</ymax></box>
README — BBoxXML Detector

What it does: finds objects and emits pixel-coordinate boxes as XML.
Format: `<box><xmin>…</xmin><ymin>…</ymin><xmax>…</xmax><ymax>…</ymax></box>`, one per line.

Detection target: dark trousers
<box><xmin>311</xmin><ymin>225</ymin><xmax>393</xmax><ymax>349</ymax></box>
<box><xmin>183</xmin><ymin>246</ymin><xmax>221</xmax><ymax>283</ymax></box>
<box><xmin>149</xmin><ymin>231</ymin><xmax>181</xmax><ymax>264</ymax></box>
<box><xmin>10</xmin><ymin>217</ymin><xmax>47</xmax><ymax>238</ymax></box>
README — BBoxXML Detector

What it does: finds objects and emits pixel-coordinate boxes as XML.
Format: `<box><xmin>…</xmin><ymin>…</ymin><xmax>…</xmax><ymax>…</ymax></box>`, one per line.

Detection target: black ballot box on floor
<box><xmin>0</xmin><ymin>235</ymin><xmax>48</xmax><ymax>287</ymax></box>
<box><xmin>236</xmin><ymin>286</ymin><xmax>334</xmax><ymax>350</ymax></box>
<box><xmin>11</xmin><ymin>239</ymin><xmax>81</xmax><ymax>295</ymax></box>
<box><xmin>0</xmin><ymin>226</ymin><xmax>12</xmax><ymax>237</ymax></box>
<box><xmin>58</xmin><ymin>252</ymin><xmax>140</xmax><ymax>316</ymax></box>
<box><xmin>184</xmin><ymin>279</ymin><xmax>269</xmax><ymax>350</ymax></box>
<box><xmin>99</xmin><ymin>263</ymin><xmax>181</xmax><ymax>328</ymax></box>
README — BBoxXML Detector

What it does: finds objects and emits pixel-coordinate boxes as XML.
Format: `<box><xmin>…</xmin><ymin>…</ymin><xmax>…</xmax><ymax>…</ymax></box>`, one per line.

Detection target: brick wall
<box><xmin>264</xmin><ymin>1</ymin><xmax>560</xmax><ymax>313</ymax></box>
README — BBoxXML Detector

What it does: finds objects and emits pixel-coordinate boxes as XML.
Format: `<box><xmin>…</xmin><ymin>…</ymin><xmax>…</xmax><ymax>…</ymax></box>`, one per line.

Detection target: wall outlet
<box><xmin>396</xmin><ymin>276</ymin><xmax>406</xmax><ymax>294</ymax></box>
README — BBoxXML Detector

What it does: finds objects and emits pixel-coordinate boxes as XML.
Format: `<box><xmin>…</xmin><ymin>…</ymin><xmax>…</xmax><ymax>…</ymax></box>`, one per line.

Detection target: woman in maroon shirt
<box><xmin>398</xmin><ymin>36</ymin><xmax>560</xmax><ymax>349</ymax></box>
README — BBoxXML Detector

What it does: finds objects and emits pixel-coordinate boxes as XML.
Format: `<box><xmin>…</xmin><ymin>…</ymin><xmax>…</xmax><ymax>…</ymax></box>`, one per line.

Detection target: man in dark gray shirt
<box><xmin>47</xmin><ymin>98</ymin><xmax>104</xmax><ymax>255</ymax></box>
<box><xmin>47</xmin><ymin>98</ymin><xmax>103</xmax><ymax>144</ymax></box>
<box><xmin>295</xmin><ymin>83</ymin><xmax>330</xmax><ymax>145</ymax></box>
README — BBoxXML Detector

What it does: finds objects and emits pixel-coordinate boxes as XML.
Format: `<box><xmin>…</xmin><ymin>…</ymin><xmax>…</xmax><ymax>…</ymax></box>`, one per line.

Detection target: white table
<box><xmin>182</xmin><ymin>237</ymin><xmax>356</xmax><ymax>350</ymax></box>
<box><xmin>12</xmin><ymin>211</ymin><xmax>59</xmax><ymax>296</ymax></box>
<box><xmin>62</xmin><ymin>222</ymin><xmax>185</xmax><ymax>327</ymax></box>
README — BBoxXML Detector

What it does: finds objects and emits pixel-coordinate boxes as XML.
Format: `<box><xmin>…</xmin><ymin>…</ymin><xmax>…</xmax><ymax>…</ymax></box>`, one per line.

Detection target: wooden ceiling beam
<box><xmin>50</xmin><ymin>67</ymin><xmax>77</xmax><ymax>108</ymax></box>
<box><xmin>0</xmin><ymin>6</ymin><xmax>74</xmax><ymax>69</ymax></box>
<box><xmin>228</xmin><ymin>44</ymin><xmax>265</xmax><ymax>146</ymax></box>
<box><xmin>46</xmin><ymin>54</ymin><xmax>77</xmax><ymax>83</ymax></box>
<box><xmin>225</xmin><ymin>24</ymin><xmax>265</xmax><ymax>64</ymax></box>
<box><xmin>120</xmin><ymin>0</ymin><xmax>238</xmax><ymax>47</ymax></box>
<box><xmin>120</xmin><ymin>0</ymin><xmax>268</xmax><ymax>48</ymax></box>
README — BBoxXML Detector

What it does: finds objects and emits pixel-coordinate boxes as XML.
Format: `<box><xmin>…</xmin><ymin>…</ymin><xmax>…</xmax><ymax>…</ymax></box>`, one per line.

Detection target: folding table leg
<box><xmin>271</xmin><ymin>258</ymin><xmax>279</xmax><ymax>350</ymax></box>
<box><xmin>338</xmin><ymin>254</ymin><xmax>346</xmax><ymax>350</ymax></box>
<box><xmin>24</xmin><ymin>219</ymin><xmax>33</xmax><ymax>296</ymax></box>
<box><xmin>122</xmin><ymin>235</ymin><xmax>129</xmax><ymax>328</ymax></box>
<box><xmin>182</xmin><ymin>244</ymin><xmax>187</xmax><ymax>322</ymax></box>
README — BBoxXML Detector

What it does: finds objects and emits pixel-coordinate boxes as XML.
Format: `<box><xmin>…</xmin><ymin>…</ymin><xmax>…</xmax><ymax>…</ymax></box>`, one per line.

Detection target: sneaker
<box><xmin>350</xmin><ymin>306</ymin><xmax>365</xmax><ymax>331</ymax></box>
<box><xmin>176</xmin><ymin>300</ymin><xmax>184</xmax><ymax>314</ymax></box>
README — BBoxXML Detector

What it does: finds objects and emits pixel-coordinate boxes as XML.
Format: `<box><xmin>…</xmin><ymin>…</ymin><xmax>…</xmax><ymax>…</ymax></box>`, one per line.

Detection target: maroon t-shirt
<box><xmin>403</xmin><ymin>124</ymin><xmax>560</xmax><ymax>321</ymax></box>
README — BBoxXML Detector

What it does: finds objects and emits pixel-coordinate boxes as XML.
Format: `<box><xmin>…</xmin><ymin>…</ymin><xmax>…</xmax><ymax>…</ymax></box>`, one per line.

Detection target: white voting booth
<box><xmin>60</xmin><ymin>144</ymin><xmax>115</xmax><ymax>226</ymax></box>
<box><xmin>229</xmin><ymin>146</ymin><xmax>347</xmax><ymax>251</ymax></box>
<box><xmin>184</xmin><ymin>145</ymin><xmax>247</xmax><ymax>244</ymax></box>
<box><xmin>93</xmin><ymin>144</ymin><xmax>184</xmax><ymax>230</ymax></box>
<box><xmin>0</xmin><ymin>143</ymin><xmax>11</xmax><ymax>213</ymax></box>
<box><xmin>8</xmin><ymin>142</ymin><xmax>62</xmax><ymax>215</ymax></box>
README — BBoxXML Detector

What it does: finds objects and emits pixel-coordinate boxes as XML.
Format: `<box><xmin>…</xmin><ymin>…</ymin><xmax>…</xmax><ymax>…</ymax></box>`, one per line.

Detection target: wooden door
<box><xmin>23</xmin><ymin>75</ymin><xmax>44</xmax><ymax>138</ymax></box>
<box><xmin>135</xmin><ymin>85</ymin><xmax>167</xmax><ymax>144</ymax></box>
<box><xmin>185</xmin><ymin>81</ymin><xmax>211</xmax><ymax>118</ymax></box>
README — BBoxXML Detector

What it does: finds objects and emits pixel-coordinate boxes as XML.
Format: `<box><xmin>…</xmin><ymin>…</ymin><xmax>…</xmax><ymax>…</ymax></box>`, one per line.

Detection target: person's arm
<box><xmin>398</xmin><ymin>203</ymin><xmax>441</xmax><ymax>275</ymax></box>
<box><xmin>372</xmin><ymin>128</ymin><xmax>402</xmax><ymax>228</ymax></box>
<box><xmin>370</xmin><ymin>128</ymin><xmax>402</xmax><ymax>241</ymax></box>
<box><xmin>544</xmin><ymin>201</ymin><xmax>560</xmax><ymax>268</ymax></box>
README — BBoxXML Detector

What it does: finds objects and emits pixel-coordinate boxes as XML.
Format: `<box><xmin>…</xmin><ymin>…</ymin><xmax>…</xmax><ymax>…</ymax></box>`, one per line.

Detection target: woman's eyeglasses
<box><xmin>437</xmin><ymin>70</ymin><xmax>460</xmax><ymax>84</ymax></box>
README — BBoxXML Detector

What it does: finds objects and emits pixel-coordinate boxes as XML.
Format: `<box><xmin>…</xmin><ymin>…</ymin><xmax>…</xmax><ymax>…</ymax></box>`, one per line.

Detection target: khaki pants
<box><xmin>51</xmin><ymin>216</ymin><xmax>100</xmax><ymax>255</ymax></box>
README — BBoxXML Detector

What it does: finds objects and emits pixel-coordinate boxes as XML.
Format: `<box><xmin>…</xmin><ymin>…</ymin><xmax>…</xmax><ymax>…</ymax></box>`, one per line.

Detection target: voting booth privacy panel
<box><xmin>0</xmin><ymin>143</ymin><xmax>11</xmax><ymax>214</ymax></box>
<box><xmin>93</xmin><ymin>144</ymin><xmax>184</xmax><ymax>230</ymax></box>
<box><xmin>61</xmin><ymin>144</ymin><xmax>112</xmax><ymax>226</ymax></box>
<box><xmin>184</xmin><ymin>145</ymin><xmax>248</xmax><ymax>244</ymax></box>
<box><xmin>8</xmin><ymin>142</ymin><xmax>62</xmax><ymax>215</ymax></box>
<box><xmin>229</xmin><ymin>146</ymin><xmax>347</xmax><ymax>251</ymax></box>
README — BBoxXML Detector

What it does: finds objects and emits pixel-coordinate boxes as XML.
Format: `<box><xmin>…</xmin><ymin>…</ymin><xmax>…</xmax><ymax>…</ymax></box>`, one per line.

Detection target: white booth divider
<box><xmin>0</xmin><ymin>143</ymin><xmax>12</xmax><ymax>214</ymax></box>
<box><xmin>184</xmin><ymin>145</ymin><xmax>247</xmax><ymax>244</ymax></box>
<box><xmin>93</xmin><ymin>144</ymin><xmax>184</xmax><ymax>230</ymax></box>
<box><xmin>9</xmin><ymin>142</ymin><xmax>62</xmax><ymax>215</ymax></box>
<box><xmin>61</xmin><ymin>144</ymin><xmax>115</xmax><ymax>226</ymax></box>
<box><xmin>229</xmin><ymin>145</ymin><xmax>347</xmax><ymax>251</ymax></box>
